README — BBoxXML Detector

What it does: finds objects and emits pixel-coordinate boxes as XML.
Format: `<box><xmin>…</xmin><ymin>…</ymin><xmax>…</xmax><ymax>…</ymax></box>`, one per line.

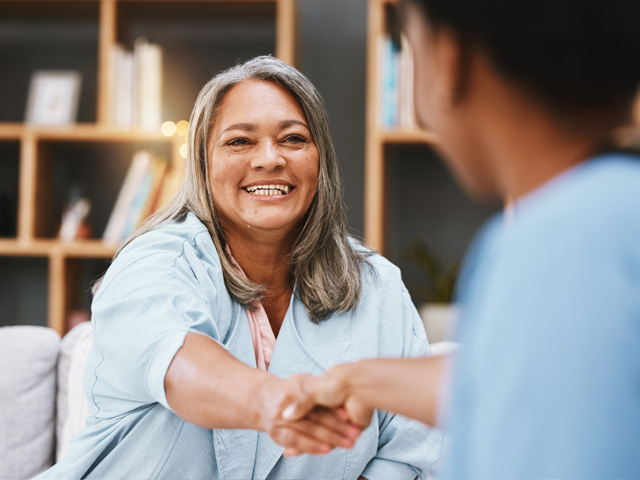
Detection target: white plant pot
<box><xmin>418</xmin><ymin>303</ymin><xmax>460</xmax><ymax>345</ymax></box>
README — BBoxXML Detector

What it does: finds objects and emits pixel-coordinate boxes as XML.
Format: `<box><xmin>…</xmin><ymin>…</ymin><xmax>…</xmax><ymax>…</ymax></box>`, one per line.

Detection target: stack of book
<box><xmin>380</xmin><ymin>33</ymin><xmax>416</xmax><ymax>129</ymax></box>
<box><xmin>109</xmin><ymin>38</ymin><xmax>163</xmax><ymax>131</ymax></box>
<box><xmin>102</xmin><ymin>150</ymin><xmax>168</xmax><ymax>245</ymax></box>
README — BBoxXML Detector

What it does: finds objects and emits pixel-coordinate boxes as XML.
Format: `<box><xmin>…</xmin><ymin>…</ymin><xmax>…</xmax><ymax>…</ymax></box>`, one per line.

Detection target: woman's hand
<box><xmin>166</xmin><ymin>333</ymin><xmax>361</xmax><ymax>455</ymax></box>
<box><xmin>279</xmin><ymin>364</ymin><xmax>375</xmax><ymax>456</ymax></box>
<box><xmin>278</xmin><ymin>355</ymin><xmax>450</xmax><ymax>456</ymax></box>
<box><xmin>259</xmin><ymin>372</ymin><xmax>363</xmax><ymax>455</ymax></box>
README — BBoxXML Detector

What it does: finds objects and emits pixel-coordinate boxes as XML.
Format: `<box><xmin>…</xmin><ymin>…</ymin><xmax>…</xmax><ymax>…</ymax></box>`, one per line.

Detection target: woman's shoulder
<box><xmin>96</xmin><ymin>213</ymin><xmax>221</xmax><ymax>297</ymax></box>
<box><xmin>120</xmin><ymin>212</ymin><xmax>214</xmax><ymax>261</ymax></box>
<box><xmin>348</xmin><ymin>236</ymin><xmax>404</xmax><ymax>288</ymax></box>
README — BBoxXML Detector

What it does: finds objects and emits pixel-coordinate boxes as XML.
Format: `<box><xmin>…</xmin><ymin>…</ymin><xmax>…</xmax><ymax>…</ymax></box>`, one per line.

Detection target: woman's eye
<box><xmin>227</xmin><ymin>138</ymin><xmax>250</xmax><ymax>146</ymax></box>
<box><xmin>284</xmin><ymin>134</ymin><xmax>308</xmax><ymax>144</ymax></box>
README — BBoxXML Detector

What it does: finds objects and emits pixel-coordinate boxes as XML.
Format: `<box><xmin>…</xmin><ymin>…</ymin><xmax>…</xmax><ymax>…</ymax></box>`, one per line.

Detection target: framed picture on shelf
<box><xmin>25</xmin><ymin>70</ymin><xmax>82</xmax><ymax>126</ymax></box>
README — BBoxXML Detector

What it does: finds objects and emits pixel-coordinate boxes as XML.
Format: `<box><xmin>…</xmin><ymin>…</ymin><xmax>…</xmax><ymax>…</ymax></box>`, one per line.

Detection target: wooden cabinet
<box><xmin>0</xmin><ymin>0</ymin><xmax>297</xmax><ymax>334</ymax></box>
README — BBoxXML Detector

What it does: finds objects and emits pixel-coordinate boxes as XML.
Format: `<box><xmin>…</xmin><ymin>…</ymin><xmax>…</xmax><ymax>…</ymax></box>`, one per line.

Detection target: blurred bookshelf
<box><xmin>0</xmin><ymin>0</ymin><xmax>297</xmax><ymax>335</ymax></box>
<box><xmin>365</xmin><ymin>0</ymin><xmax>499</xmax><ymax>310</ymax></box>
<box><xmin>365</xmin><ymin>0</ymin><xmax>435</xmax><ymax>255</ymax></box>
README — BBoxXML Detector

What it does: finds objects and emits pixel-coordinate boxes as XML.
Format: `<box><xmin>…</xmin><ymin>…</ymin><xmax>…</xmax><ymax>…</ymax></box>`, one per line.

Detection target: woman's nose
<box><xmin>251</xmin><ymin>141</ymin><xmax>285</xmax><ymax>170</ymax></box>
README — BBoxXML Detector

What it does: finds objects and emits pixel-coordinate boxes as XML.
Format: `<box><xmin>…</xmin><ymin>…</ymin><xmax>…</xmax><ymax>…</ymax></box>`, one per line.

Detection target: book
<box><xmin>109</xmin><ymin>39</ymin><xmax>162</xmax><ymax>130</ymax></box>
<box><xmin>380</xmin><ymin>33</ymin><xmax>416</xmax><ymax>129</ymax></box>
<box><xmin>135</xmin><ymin>38</ymin><xmax>163</xmax><ymax>131</ymax></box>
<box><xmin>398</xmin><ymin>34</ymin><xmax>416</xmax><ymax>128</ymax></box>
<box><xmin>102</xmin><ymin>151</ymin><xmax>153</xmax><ymax>244</ymax></box>
<box><xmin>111</xmin><ymin>44</ymin><xmax>136</xmax><ymax>128</ymax></box>
<box><xmin>133</xmin><ymin>156</ymin><xmax>168</xmax><ymax>230</ymax></box>
<box><xmin>382</xmin><ymin>35</ymin><xmax>399</xmax><ymax>129</ymax></box>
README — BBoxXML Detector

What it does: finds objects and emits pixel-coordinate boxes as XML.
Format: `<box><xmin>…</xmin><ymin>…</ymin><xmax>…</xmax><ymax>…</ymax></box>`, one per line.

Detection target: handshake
<box><xmin>257</xmin><ymin>355</ymin><xmax>440</xmax><ymax>456</ymax></box>
<box><xmin>261</xmin><ymin>362</ymin><xmax>374</xmax><ymax>457</ymax></box>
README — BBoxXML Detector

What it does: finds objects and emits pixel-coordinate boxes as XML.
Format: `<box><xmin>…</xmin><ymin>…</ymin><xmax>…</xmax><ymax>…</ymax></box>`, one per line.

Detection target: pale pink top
<box><xmin>227</xmin><ymin>250</ymin><xmax>276</xmax><ymax>371</ymax></box>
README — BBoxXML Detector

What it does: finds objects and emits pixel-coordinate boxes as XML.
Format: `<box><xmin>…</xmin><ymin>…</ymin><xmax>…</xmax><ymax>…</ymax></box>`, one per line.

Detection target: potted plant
<box><xmin>404</xmin><ymin>238</ymin><xmax>461</xmax><ymax>344</ymax></box>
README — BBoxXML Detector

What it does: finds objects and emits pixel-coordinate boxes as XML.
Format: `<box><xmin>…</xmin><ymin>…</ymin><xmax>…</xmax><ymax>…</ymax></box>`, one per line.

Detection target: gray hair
<box><xmin>113</xmin><ymin>56</ymin><xmax>366</xmax><ymax>322</ymax></box>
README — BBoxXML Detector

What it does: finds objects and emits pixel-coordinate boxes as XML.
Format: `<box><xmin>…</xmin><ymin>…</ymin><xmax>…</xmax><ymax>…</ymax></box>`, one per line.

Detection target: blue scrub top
<box><xmin>443</xmin><ymin>153</ymin><xmax>640</xmax><ymax>478</ymax></box>
<box><xmin>36</xmin><ymin>213</ymin><xmax>442</xmax><ymax>480</ymax></box>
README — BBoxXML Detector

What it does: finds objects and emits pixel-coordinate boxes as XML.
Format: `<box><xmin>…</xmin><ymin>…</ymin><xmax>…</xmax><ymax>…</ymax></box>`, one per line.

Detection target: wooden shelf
<box><xmin>0</xmin><ymin>239</ymin><xmax>51</xmax><ymax>256</ymax></box>
<box><xmin>0</xmin><ymin>123</ymin><xmax>181</xmax><ymax>142</ymax></box>
<box><xmin>0</xmin><ymin>0</ymin><xmax>297</xmax><ymax>334</ymax></box>
<box><xmin>0</xmin><ymin>124</ymin><xmax>25</xmax><ymax>139</ymax></box>
<box><xmin>379</xmin><ymin>128</ymin><xmax>437</xmax><ymax>145</ymax></box>
<box><xmin>0</xmin><ymin>238</ymin><xmax>116</xmax><ymax>257</ymax></box>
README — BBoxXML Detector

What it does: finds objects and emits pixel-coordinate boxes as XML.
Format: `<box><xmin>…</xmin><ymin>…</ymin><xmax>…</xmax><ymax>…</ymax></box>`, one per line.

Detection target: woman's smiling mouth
<box><xmin>243</xmin><ymin>184</ymin><xmax>293</xmax><ymax>195</ymax></box>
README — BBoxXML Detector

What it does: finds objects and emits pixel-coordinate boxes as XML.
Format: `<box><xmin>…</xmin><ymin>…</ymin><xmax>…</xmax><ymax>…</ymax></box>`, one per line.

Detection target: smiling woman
<box><xmin>34</xmin><ymin>56</ymin><xmax>442</xmax><ymax>480</ymax></box>
<box><xmin>207</xmin><ymin>80</ymin><xmax>320</xmax><ymax>336</ymax></box>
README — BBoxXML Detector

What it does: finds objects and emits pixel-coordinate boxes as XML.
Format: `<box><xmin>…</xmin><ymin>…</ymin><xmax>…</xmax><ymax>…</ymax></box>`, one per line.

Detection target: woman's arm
<box><xmin>282</xmin><ymin>354</ymin><xmax>449</xmax><ymax>446</ymax></box>
<box><xmin>165</xmin><ymin>332</ymin><xmax>361</xmax><ymax>453</ymax></box>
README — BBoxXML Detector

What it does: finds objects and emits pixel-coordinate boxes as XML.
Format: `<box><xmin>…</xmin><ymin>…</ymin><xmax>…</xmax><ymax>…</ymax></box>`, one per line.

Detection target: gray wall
<box><xmin>297</xmin><ymin>0</ymin><xmax>368</xmax><ymax>237</ymax></box>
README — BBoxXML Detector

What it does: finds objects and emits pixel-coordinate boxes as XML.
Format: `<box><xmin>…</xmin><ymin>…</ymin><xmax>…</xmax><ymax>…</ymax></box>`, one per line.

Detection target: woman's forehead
<box><xmin>212</xmin><ymin>80</ymin><xmax>308</xmax><ymax>130</ymax></box>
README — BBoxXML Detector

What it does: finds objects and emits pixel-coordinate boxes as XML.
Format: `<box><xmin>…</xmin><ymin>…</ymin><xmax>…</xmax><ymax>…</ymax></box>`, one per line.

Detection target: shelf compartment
<box><xmin>0</xmin><ymin>1</ymin><xmax>100</xmax><ymax>124</ymax></box>
<box><xmin>56</xmin><ymin>256</ymin><xmax>112</xmax><ymax>333</ymax></box>
<box><xmin>0</xmin><ymin>141</ymin><xmax>20</xmax><ymax>239</ymax></box>
<box><xmin>114</xmin><ymin>0</ymin><xmax>279</xmax><ymax>123</ymax></box>
<box><xmin>33</xmin><ymin>138</ymin><xmax>173</xmax><ymax>241</ymax></box>
<box><xmin>0</xmin><ymin>255</ymin><xmax>49</xmax><ymax>327</ymax></box>
<box><xmin>385</xmin><ymin>143</ymin><xmax>499</xmax><ymax>302</ymax></box>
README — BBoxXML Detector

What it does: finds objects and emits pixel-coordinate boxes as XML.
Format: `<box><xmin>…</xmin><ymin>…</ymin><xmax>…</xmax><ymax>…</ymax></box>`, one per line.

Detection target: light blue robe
<box><xmin>37</xmin><ymin>213</ymin><xmax>441</xmax><ymax>480</ymax></box>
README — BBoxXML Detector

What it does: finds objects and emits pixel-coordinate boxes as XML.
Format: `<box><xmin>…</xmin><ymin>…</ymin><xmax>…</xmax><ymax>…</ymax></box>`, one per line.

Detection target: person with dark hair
<box><xmin>283</xmin><ymin>1</ymin><xmax>640</xmax><ymax>477</ymax></box>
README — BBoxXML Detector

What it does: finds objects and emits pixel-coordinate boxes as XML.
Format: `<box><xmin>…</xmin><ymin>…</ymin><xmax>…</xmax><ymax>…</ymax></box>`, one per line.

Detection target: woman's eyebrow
<box><xmin>219</xmin><ymin>120</ymin><xmax>310</xmax><ymax>136</ymax></box>
<box><xmin>279</xmin><ymin>119</ymin><xmax>310</xmax><ymax>132</ymax></box>
<box><xmin>220</xmin><ymin>123</ymin><xmax>257</xmax><ymax>135</ymax></box>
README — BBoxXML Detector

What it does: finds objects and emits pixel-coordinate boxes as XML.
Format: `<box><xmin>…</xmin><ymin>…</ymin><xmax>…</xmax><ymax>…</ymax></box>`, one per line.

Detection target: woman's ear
<box><xmin>432</xmin><ymin>28</ymin><xmax>469</xmax><ymax>108</ymax></box>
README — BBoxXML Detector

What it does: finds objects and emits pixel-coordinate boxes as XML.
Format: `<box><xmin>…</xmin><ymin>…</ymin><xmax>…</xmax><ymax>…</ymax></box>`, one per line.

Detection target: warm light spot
<box><xmin>176</xmin><ymin>120</ymin><xmax>189</xmax><ymax>136</ymax></box>
<box><xmin>161</xmin><ymin>121</ymin><xmax>176</xmax><ymax>137</ymax></box>
<box><xmin>179</xmin><ymin>142</ymin><xmax>188</xmax><ymax>158</ymax></box>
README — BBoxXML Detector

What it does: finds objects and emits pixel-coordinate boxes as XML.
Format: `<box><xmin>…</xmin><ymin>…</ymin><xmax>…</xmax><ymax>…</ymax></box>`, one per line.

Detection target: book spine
<box><xmin>399</xmin><ymin>34</ymin><xmax>416</xmax><ymax>128</ymax></box>
<box><xmin>382</xmin><ymin>36</ymin><xmax>399</xmax><ymax>129</ymax></box>
<box><xmin>115</xmin><ymin>46</ymin><xmax>135</xmax><ymax>128</ymax></box>
<box><xmin>136</xmin><ymin>38</ymin><xmax>163</xmax><ymax>131</ymax></box>
<box><xmin>102</xmin><ymin>151</ymin><xmax>153</xmax><ymax>244</ymax></box>
<box><xmin>134</xmin><ymin>157</ymin><xmax>168</xmax><ymax>230</ymax></box>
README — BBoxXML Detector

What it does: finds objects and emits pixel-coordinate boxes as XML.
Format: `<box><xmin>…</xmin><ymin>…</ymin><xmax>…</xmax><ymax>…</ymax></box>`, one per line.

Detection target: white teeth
<box><xmin>245</xmin><ymin>184</ymin><xmax>291</xmax><ymax>195</ymax></box>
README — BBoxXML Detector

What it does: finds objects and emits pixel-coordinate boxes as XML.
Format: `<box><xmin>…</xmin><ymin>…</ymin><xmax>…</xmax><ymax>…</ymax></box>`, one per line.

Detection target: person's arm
<box><xmin>165</xmin><ymin>332</ymin><xmax>361</xmax><ymax>454</ymax></box>
<box><xmin>331</xmin><ymin>354</ymin><xmax>448</xmax><ymax>426</ymax></box>
<box><xmin>281</xmin><ymin>353</ymin><xmax>448</xmax><ymax>456</ymax></box>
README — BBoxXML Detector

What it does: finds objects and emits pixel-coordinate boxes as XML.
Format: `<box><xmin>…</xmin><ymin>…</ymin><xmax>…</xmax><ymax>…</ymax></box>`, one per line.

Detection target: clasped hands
<box><xmin>260</xmin><ymin>364</ymin><xmax>370</xmax><ymax>457</ymax></box>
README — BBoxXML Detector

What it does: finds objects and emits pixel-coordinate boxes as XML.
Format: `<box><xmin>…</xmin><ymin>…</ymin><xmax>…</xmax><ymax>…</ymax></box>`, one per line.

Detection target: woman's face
<box><xmin>207</xmin><ymin>80</ymin><xmax>319</xmax><ymax>239</ymax></box>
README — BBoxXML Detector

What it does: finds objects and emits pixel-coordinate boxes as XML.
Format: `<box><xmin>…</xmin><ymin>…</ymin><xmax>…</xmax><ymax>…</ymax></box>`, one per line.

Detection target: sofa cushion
<box><xmin>56</xmin><ymin>321</ymin><xmax>92</xmax><ymax>461</ymax></box>
<box><xmin>0</xmin><ymin>326</ymin><xmax>60</xmax><ymax>480</ymax></box>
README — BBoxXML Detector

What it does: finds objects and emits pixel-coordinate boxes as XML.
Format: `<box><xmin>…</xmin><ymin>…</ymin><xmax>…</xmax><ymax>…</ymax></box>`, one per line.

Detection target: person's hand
<box><xmin>279</xmin><ymin>364</ymin><xmax>374</xmax><ymax>456</ymax></box>
<box><xmin>259</xmin><ymin>372</ymin><xmax>362</xmax><ymax>455</ymax></box>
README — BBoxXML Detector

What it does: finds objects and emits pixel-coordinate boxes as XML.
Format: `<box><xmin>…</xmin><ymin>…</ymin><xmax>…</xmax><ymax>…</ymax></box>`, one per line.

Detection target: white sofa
<box><xmin>0</xmin><ymin>323</ymin><xmax>92</xmax><ymax>480</ymax></box>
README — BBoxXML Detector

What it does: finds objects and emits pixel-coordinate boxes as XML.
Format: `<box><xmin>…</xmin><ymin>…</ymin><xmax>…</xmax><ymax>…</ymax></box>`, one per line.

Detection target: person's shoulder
<box><xmin>574</xmin><ymin>152</ymin><xmax>640</xmax><ymax>207</ymax></box>
<box><xmin>119</xmin><ymin>212</ymin><xmax>213</xmax><ymax>261</ymax></box>
<box><xmin>514</xmin><ymin>154</ymin><xmax>640</xmax><ymax>240</ymax></box>
<box><xmin>347</xmin><ymin>237</ymin><xmax>406</xmax><ymax>293</ymax></box>
<box><xmin>348</xmin><ymin>236</ymin><xmax>398</xmax><ymax>273</ymax></box>
<box><xmin>96</xmin><ymin>213</ymin><xmax>219</xmax><ymax>297</ymax></box>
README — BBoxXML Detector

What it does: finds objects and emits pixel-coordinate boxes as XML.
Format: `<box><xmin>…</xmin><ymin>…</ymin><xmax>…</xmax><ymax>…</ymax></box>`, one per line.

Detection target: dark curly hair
<box><xmin>403</xmin><ymin>0</ymin><xmax>640</xmax><ymax>122</ymax></box>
